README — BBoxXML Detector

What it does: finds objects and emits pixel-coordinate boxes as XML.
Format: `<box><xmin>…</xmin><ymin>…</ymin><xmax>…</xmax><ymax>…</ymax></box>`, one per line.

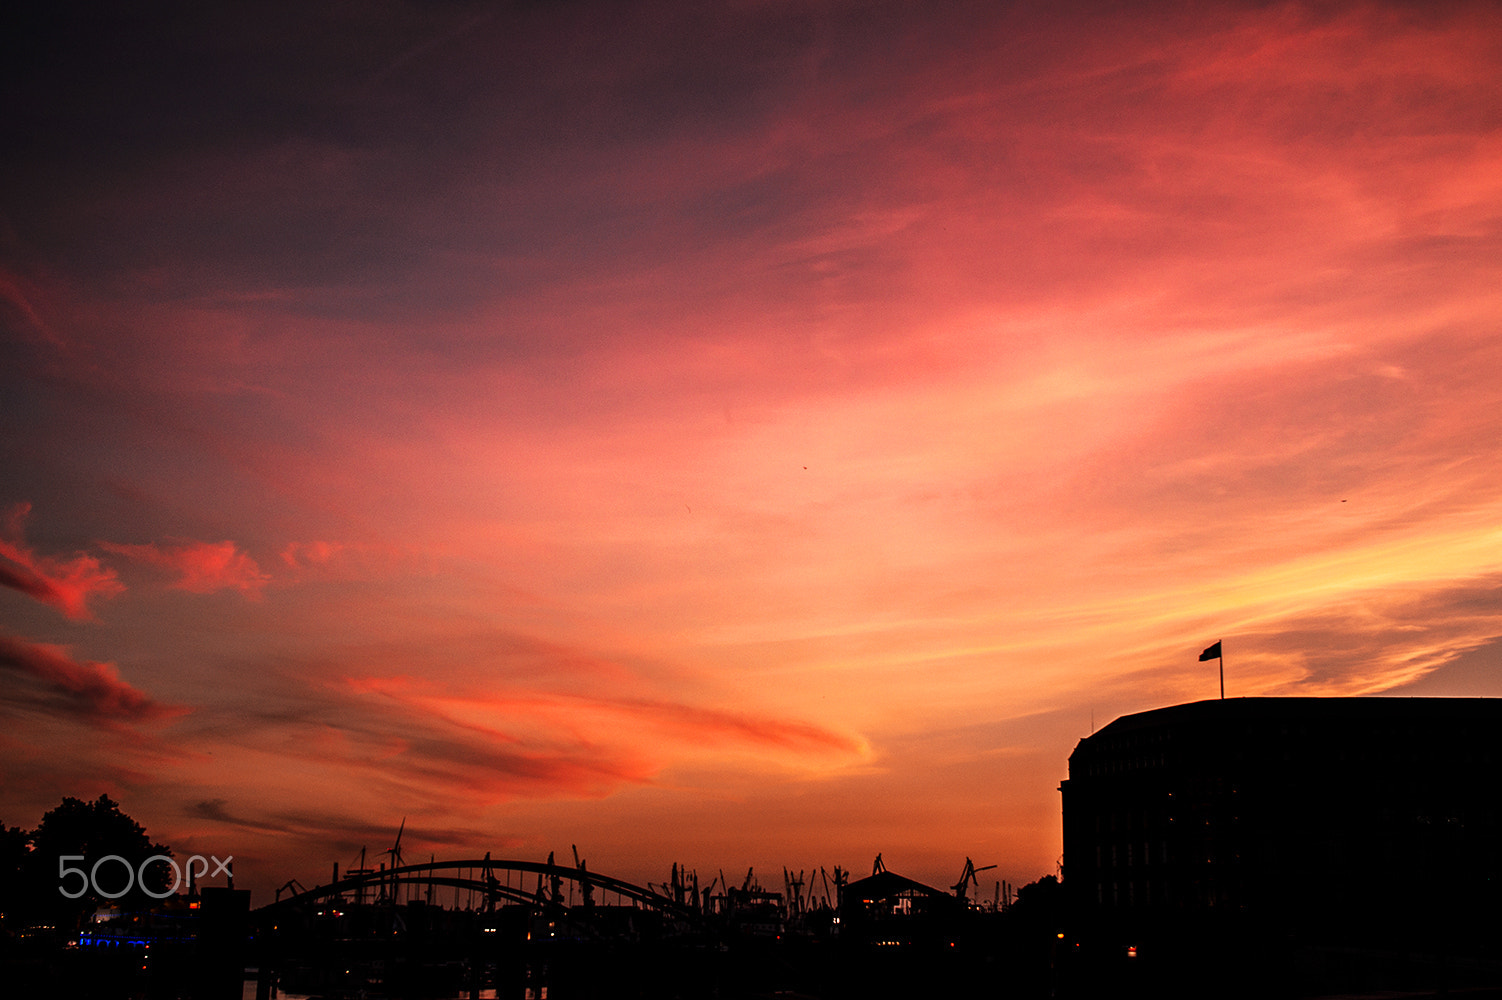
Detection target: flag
<box><xmin>1198</xmin><ymin>640</ymin><xmax>1222</xmax><ymax>661</ymax></box>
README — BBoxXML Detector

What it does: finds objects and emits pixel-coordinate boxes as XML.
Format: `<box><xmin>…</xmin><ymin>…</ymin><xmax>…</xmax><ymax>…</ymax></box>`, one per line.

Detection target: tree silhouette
<box><xmin>0</xmin><ymin>819</ymin><xmax>28</xmax><ymax>933</ymax></box>
<box><xmin>21</xmin><ymin>795</ymin><xmax>173</xmax><ymax>927</ymax></box>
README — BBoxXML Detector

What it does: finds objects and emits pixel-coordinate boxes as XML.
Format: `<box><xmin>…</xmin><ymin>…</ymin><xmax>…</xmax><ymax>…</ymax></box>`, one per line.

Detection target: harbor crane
<box><xmin>572</xmin><ymin>844</ymin><xmax>594</xmax><ymax>908</ymax></box>
<box><xmin>275</xmin><ymin>878</ymin><xmax>308</xmax><ymax>901</ymax></box>
<box><xmin>952</xmin><ymin>857</ymin><xmax>997</xmax><ymax>905</ymax></box>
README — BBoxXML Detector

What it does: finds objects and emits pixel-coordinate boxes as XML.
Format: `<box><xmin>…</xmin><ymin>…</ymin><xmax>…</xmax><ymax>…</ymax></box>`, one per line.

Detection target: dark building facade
<box><xmin>1060</xmin><ymin>697</ymin><xmax>1502</xmax><ymax>958</ymax></box>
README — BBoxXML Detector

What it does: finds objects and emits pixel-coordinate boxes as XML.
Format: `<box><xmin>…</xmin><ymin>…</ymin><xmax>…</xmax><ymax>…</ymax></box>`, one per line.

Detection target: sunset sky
<box><xmin>3</xmin><ymin>0</ymin><xmax>1502</xmax><ymax>900</ymax></box>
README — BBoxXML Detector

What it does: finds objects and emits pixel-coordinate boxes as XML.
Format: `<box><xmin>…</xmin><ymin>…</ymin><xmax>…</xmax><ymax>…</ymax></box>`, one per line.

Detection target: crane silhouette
<box><xmin>952</xmin><ymin>857</ymin><xmax>997</xmax><ymax>905</ymax></box>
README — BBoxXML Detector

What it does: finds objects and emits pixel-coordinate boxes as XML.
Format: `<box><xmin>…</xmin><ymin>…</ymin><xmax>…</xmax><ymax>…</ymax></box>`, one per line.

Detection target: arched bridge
<box><xmin>256</xmin><ymin>856</ymin><xmax>703</xmax><ymax>925</ymax></box>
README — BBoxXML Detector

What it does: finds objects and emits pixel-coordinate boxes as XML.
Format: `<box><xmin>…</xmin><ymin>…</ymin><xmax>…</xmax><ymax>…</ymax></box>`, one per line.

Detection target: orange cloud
<box><xmin>597</xmin><ymin>697</ymin><xmax>867</xmax><ymax>756</ymax></box>
<box><xmin>0</xmin><ymin>633</ymin><xmax>184</xmax><ymax>724</ymax></box>
<box><xmin>0</xmin><ymin>503</ymin><xmax>123</xmax><ymax>619</ymax></box>
<box><xmin>345</xmin><ymin>675</ymin><xmax>867</xmax><ymax>764</ymax></box>
<box><xmin>103</xmin><ymin>539</ymin><xmax>270</xmax><ymax>595</ymax></box>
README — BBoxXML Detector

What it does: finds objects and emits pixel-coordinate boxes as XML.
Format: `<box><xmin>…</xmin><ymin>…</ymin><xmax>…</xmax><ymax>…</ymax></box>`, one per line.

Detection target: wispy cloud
<box><xmin>0</xmin><ymin>633</ymin><xmax>184</xmax><ymax>724</ymax></box>
<box><xmin>280</xmin><ymin>540</ymin><xmax>344</xmax><ymax>570</ymax></box>
<box><xmin>347</xmin><ymin>675</ymin><xmax>867</xmax><ymax>762</ymax></box>
<box><xmin>161</xmin><ymin>662</ymin><xmax>661</xmax><ymax>811</ymax></box>
<box><xmin>0</xmin><ymin>503</ymin><xmax>123</xmax><ymax>619</ymax></box>
<box><xmin>190</xmin><ymin>797</ymin><xmax>297</xmax><ymax>836</ymax></box>
<box><xmin>187</xmin><ymin>798</ymin><xmax>513</xmax><ymax>862</ymax></box>
<box><xmin>102</xmin><ymin>539</ymin><xmax>270</xmax><ymax>595</ymax></box>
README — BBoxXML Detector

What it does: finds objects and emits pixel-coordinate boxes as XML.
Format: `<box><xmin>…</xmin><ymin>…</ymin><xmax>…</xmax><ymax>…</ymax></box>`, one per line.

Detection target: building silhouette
<box><xmin>1060</xmin><ymin>697</ymin><xmax>1502</xmax><ymax>986</ymax></box>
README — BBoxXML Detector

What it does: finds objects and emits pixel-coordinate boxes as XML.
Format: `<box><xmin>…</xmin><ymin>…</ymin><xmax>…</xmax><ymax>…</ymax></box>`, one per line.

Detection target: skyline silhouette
<box><xmin>7</xmin><ymin>695</ymin><xmax>1500</xmax><ymax>997</ymax></box>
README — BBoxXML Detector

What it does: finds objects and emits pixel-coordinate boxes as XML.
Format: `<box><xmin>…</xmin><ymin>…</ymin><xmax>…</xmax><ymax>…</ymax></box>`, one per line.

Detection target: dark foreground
<box><xmin>6</xmin><ymin>896</ymin><xmax>1502</xmax><ymax>1000</ymax></box>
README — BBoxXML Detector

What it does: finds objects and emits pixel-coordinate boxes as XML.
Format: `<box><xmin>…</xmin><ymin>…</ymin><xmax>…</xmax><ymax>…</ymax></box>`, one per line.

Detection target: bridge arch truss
<box><xmin>258</xmin><ymin>857</ymin><xmax>702</xmax><ymax>925</ymax></box>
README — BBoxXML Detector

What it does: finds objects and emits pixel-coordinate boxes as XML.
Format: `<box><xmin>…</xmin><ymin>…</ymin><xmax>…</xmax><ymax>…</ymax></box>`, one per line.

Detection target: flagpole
<box><xmin>1199</xmin><ymin>640</ymin><xmax>1225</xmax><ymax>699</ymax></box>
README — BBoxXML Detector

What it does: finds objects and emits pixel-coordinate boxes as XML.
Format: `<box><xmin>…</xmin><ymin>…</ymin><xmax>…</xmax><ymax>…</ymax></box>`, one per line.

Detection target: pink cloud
<box><xmin>280</xmin><ymin>540</ymin><xmax>343</xmax><ymax>569</ymax></box>
<box><xmin>0</xmin><ymin>503</ymin><xmax>124</xmax><ymax>619</ymax></box>
<box><xmin>103</xmin><ymin>538</ymin><xmax>270</xmax><ymax>595</ymax></box>
<box><xmin>0</xmin><ymin>633</ymin><xmax>184</xmax><ymax>724</ymax></box>
<box><xmin>276</xmin><ymin>539</ymin><xmax>409</xmax><ymax>581</ymax></box>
